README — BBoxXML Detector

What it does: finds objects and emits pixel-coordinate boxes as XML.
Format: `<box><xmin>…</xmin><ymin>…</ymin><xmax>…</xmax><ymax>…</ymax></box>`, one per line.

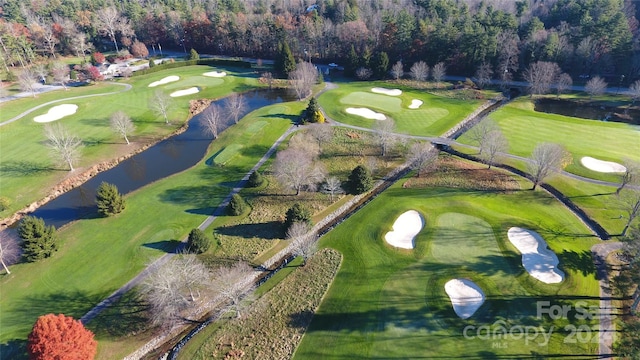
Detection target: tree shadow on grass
<box><xmin>0</xmin><ymin>339</ymin><xmax>27</xmax><ymax>360</ymax></box>
<box><xmin>260</xmin><ymin>113</ymin><xmax>299</xmax><ymax>124</ymax></box>
<box><xmin>0</xmin><ymin>160</ymin><xmax>54</xmax><ymax>177</ymax></box>
<box><xmin>559</xmin><ymin>250</ymin><xmax>596</xmax><ymax>277</ymax></box>
<box><xmin>88</xmin><ymin>290</ymin><xmax>151</xmax><ymax>339</ymax></box>
<box><xmin>216</xmin><ymin>221</ymin><xmax>283</xmax><ymax>240</ymax></box>
<box><xmin>143</xmin><ymin>240</ymin><xmax>183</xmax><ymax>253</ymax></box>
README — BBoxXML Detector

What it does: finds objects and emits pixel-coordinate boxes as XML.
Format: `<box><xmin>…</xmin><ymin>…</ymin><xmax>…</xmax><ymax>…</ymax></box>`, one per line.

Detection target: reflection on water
<box><xmin>534</xmin><ymin>98</ymin><xmax>640</xmax><ymax>125</ymax></box>
<box><xmin>29</xmin><ymin>89</ymin><xmax>295</xmax><ymax>229</ymax></box>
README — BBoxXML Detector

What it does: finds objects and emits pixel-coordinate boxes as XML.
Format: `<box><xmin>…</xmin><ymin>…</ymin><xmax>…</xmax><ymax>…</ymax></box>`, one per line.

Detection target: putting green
<box><xmin>214</xmin><ymin>144</ymin><xmax>243</xmax><ymax>165</ymax></box>
<box><xmin>340</xmin><ymin>92</ymin><xmax>402</xmax><ymax>112</ymax></box>
<box><xmin>164</xmin><ymin>76</ymin><xmax>224</xmax><ymax>89</ymax></box>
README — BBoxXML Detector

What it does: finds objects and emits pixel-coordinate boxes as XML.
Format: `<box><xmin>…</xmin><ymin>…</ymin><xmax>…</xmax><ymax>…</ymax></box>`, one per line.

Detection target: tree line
<box><xmin>0</xmin><ymin>0</ymin><xmax>638</xmax><ymax>82</ymax></box>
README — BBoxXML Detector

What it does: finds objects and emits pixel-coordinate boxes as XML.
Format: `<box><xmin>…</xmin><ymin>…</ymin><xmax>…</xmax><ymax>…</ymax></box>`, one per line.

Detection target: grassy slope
<box><xmin>0</xmin><ymin>65</ymin><xmax>260</xmax><ymax>217</ymax></box>
<box><xmin>0</xmin><ymin>102</ymin><xmax>299</xmax><ymax>356</ymax></box>
<box><xmin>294</xmin><ymin>181</ymin><xmax>600</xmax><ymax>358</ymax></box>
<box><xmin>319</xmin><ymin>81</ymin><xmax>482</xmax><ymax>136</ymax></box>
<box><xmin>458</xmin><ymin>97</ymin><xmax>640</xmax><ymax>182</ymax></box>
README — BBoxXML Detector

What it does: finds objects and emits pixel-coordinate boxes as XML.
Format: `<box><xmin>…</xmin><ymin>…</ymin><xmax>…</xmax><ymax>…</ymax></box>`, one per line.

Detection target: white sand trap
<box><xmin>384</xmin><ymin>210</ymin><xmax>424</xmax><ymax>249</ymax></box>
<box><xmin>507</xmin><ymin>227</ymin><xmax>564</xmax><ymax>284</ymax></box>
<box><xmin>34</xmin><ymin>104</ymin><xmax>78</xmax><ymax>123</ymax></box>
<box><xmin>346</xmin><ymin>107</ymin><xmax>386</xmax><ymax>120</ymax></box>
<box><xmin>408</xmin><ymin>99</ymin><xmax>423</xmax><ymax>109</ymax></box>
<box><xmin>203</xmin><ymin>71</ymin><xmax>227</xmax><ymax>77</ymax></box>
<box><xmin>444</xmin><ymin>279</ymin><xmax>485</xmax><ymax>319</ymax></box>
<box><xmin>580</xmin><ymin>156</ymin><xmax>627</xmax><ymax>173</ymax></box>
<box><xmin>148</xmin><ymin>75</ymin><xmax>180</xmax><ymax>87</ymax></box>
<box><xmin>170</xmin><ymin>87</ymin><xmax>200</xmax><ymax>97</ymax></box>
<box><xmin>371</xmin><ymin>87</ymin><xmax>402</xmax><ymax>96</ymax></box>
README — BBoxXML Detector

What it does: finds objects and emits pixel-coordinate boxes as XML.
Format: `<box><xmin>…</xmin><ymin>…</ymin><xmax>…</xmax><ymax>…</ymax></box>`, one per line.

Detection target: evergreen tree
<box><xmin>148</xmin><ymin>59</ymin><xmax>155</xmax><ymax>68</ymax></box>
<box><xmin>248</xmin><ymin>171</ymin><xmax>264</xmax><ymax>187</ymax></box>
<box><xmin>284</xmin><ymin>203</ymin><xmax>312</xmax><ymax>231</ymax></box>
<box><xmin>17</xmin><ymin>216</ymin><xmax>57</xmax><ymax>262</ymax></box>
<box><xmin>188</xmin><ymin>48</ymin><xmax>200</xmax><ymax>60</ymax></box>
<box><xmin>187</xmin><ymin>228</ymin><xmax>210</xmax><ymax>254</ymax></box>
<box><xmin>345</xmin><ymin>44</ymin><xmax>359</xmax><ymax>77</ymax></box>
<box><xmin>347</xmin><ymin>165</ymin><xmax>373</xmax><ymax>194</ymax></box>
<box><xmin>96</xmin><ymin>182</ymin><xmax>125</xmax><ymax>216</ymax></box>
<box><xmin>275</xmin><ymin>41</ymin><xmax>295</xmax><ymax>77</ymax></box>
<box><xmin>227</xmin><ymin>193</ymin><xmax>247</xmax><ymax>216</ymax></box>
<box><xmin>372</xmin><ymin>51</ymin><xmax>390</xmax><ymax>79</ymax></box>
<box><xmin>303</xmin><ymin>97</ymin><xmax>325</xmax><ymax>123</ymax></box>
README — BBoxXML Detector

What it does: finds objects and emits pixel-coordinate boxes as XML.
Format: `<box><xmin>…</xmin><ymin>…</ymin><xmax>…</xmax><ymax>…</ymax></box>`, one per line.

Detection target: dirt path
<box><xmin>592</xmin><ymin>242</ymin><xmax>624</xmax><ymax>358</ymax></box>
<box><xmin>0</xmin><ymin>82</ymin><xmax>132</xmax><ymax>126</ymax></box>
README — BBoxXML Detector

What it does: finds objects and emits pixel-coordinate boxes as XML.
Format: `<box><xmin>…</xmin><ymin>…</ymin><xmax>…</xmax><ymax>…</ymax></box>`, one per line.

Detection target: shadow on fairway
<box><xmin>0</xmin><ymin>160</ymin><xmax>54</xmax><ymax>177</ymax></box>
<box><xmin>216</xmin><ymin>221</ymin><xmax>283</xmax><ymax>240</ymax></box>
<box><xmin>143</xmin><ymin>240</ymin><xmax>182</xmax><ymax>252</ymax></box>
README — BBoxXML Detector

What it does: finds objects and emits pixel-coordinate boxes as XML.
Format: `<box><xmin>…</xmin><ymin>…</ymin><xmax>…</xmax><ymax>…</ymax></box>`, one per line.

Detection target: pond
<box><xmin>534</xmin><ymin>98</ymin><xmax>640</xmax><ymax>125</ymax></box>
<box><xmin>31</xmin><ymin>89</ymin><xmax>295</xmax><ymax>229</ymax></box>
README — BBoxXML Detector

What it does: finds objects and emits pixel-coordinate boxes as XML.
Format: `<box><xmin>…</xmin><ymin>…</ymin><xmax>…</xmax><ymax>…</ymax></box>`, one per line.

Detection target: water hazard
<box><xmin>31</xmin><ymin>89</ymin><xmax>295</xmax><ymax>229</ymax></box>
<box><xmin>535</xmin><ymin>98</ymin><xmax>640</xmax><ymax>125</ymax></box>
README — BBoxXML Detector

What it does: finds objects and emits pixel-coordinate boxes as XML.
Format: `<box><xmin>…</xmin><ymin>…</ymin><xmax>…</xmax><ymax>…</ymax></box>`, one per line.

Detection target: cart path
<box><xmin>0</xmin><ymin>82</ymin><xmax>132</xmax><ymax>126</ymax></box>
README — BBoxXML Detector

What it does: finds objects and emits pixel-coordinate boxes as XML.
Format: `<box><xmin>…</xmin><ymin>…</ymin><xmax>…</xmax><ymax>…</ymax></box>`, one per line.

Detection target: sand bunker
<box><xmin>148</xmin><ymin>75</ymin><xmax>180</xmax><ymax>87</ymax></box>
<box><xmin>408</xmin><ymin>99</ymin><xmax>423</xmax><ymax>109</ymax></box>
<box><xmin>170</xmin><ymin>87</ymin><xmax>200</xmax><ymax>97</ymax></box>
<box><xmin>371</xmin><ymin>87</ymin><xmax>402</xmax><ymax>96</ymax></box>
<box><xmin>203</xmin><ymin>71</ymin><xmax>227</xmax><ymax>77</ymax></box>
<box><xmin>581</xmin><ymin>156</ymin><xmax>627</xmax><ymax>173</ymax></box>
<box><xmin>444</xmin><ymin>279</ymin><xmax>485</xmax><ymax>319</ymax></box>
<box><xmin>384</xmin><ymin>210</ymin><xmax>424</xmax><ymax>249</ymax></box>
<box><xmin>34</xmin><ymin>104</ymin><xmax>78</xmax><ymax>123</ymax></box>
<box><xmin>507</xmin><ymin>227</ymin><xmax>564</xmax><ymax>284</ymax></box>
<box><xmin>345</xmin><ymin>107</ymin><xmax>386</xmax><ymax>120</ymax></box>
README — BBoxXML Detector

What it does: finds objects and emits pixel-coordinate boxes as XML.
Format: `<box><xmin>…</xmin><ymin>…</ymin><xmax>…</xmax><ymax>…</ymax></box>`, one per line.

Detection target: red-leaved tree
<box><xmin>28</xmin><ymin>314</ymin><xmax>97</xmax><ymax>360</ymax></box>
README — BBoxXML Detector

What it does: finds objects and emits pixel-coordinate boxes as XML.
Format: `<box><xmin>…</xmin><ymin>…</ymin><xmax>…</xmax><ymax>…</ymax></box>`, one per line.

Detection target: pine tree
<box><xmin>227</xmin><ymin>194</ymin><xmax>247</xmax><ymax>216</ymax></box>
<box><xmin>189</xmin><ymin>48</ymin><xmax>200</xmax><ymax>60</ymax></box>
<box><xmin>345</xmin><ymin>45</ymin><xmax>359</xmax><ymax>77</ymax></box>
<box><xmin>28</xmin><ymin>314</ymin><xmax>97</xmax><ymax>360</ymax></box>
<box><xmin>304</xmin><ymin>97</ymin><xmax>324</xmax><ymax>123</ymax></box>
<box><xmin>96</xmin><ymin>182</ymin><xmax>125</xmax><ymax>216</ymax></box>
<box><xmin>187</xmin><ymin>228</ymin><xmax>210</xmax><ymax>254</ymax></box>
<box><xmin>285</xmin><ymin>203</ymin><xmax>312</xmax><ymax>231</ymax></box>
<box><xmin>248</xmin><ymin>171</ymin><xmax>264</xmax><ymax>187</ymax></box>
<box><xmin>347</xmin><ymin>165</ymin><xmax>373</xmax><ymax>194</ymax></box>
<box><xmin>275</xmin><ymin>41</ymin><xmax>296</xmax><ymax>77</ymax></box>
<box><xmin>373</xmin><ymin>51</ymin><xmax>389</xmax><ymax>79</ymax></box>
<box><xmin>17</xmin><ymin>216</ymin><xmax>57</xmax><ymax>262</ymax></box>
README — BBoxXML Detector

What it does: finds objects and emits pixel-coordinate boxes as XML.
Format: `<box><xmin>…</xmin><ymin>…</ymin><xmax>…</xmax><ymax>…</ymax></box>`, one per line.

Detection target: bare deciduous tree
<box><xmin>322</xmin><ymin>176</ymin><xmax>343</xmax><ymax>201</ymax></box>
<box><xmin>142</xmin><ymin>254</ymin><xmax>211</xmax><ymax>328</ymax></box>
<box><xmin>619</xmin><ymin>189</ymin><xmax>640</xmax><ymax>237</ymax></box>
<box><xmin>555</xmin><ymin>73</ymin><xmax>573</xmax><ymax>98</ymax></box>
<box><xmin>479</xmin><ymin>130</ymin><xmax>508</xmax><ymax>169</ymax></box>
<box><xmin>95</xmin><ymin>7</ymin><xmax>134</xmax><ymax>52</ymax></box>
<box><xmin>44</xmin><ymin>123</ymin><xmax>82</xmax><ymax>171</ymax></box>
<box><xmin>289</xmin><ymin>61</ymin><xmax>317</xmax><ymax>100</ymax></box>
<box><xmin>110</xmin><ymin>111</ymin><xmax>135</xmax><ymax>145</ymax></box>
<box><xmin>355</xmin><ymin>67</ymin><xmax>372</xmax><ymax>80</ymax></box>
<box><xmin>211</xmin><ymin>261</ymin><xmax>255</xmax><ymax>318</ymax></box>
<box><xmin>410</xmin><ymin>61</ymin><xmax>429</xmax><ymax>82</ymax></box>
<box><xmin>307</xmin><ymin>123</ymin><xmax>333</xmax><ymax>150</ymax></box>
<box><xmin>468</xmin><ymin>120</ymin><xmax>499</xmax><ymax>155</ymax></box>
<box><xmin>617</xmin><ymin>160</ymin><xmax>640</xmax><ymax>196</ymax></box>
<box><xmin>431</xmin><ymin>62</ymin><xmax>446</xmax><ymax>88</ymax></box>
<box><xmin>224</xmin><ymin>93</ymin><xmax>247</xmax><ymax>124</ymax></box>
<box><xmin>200</xmin><ymin>104</ymin><xmax>222</xmax><ymax>138</ymax></box>
<box><xmin>18</xmin><ymin>70</ymin><xmax>37</xmax><ymax>97</ymax></box>
<box><xmin>287</xmin><ymin>223</ymin><xmax>318</xmax><ymax>266</ymax></box>
<box><xmin>523</xmin><ymin>61</ymin><xmax>561</xmax><ymax>97</ymax></box>
<box><xmin>51</xmin><ymin>62</ymin><xmax>70</xmax><ymax>89</ymax></box>
<box><xmin>261</xmin><ymin>72</ymin><xmax>274</xmax><ymax>89</ymax></box>
<box><xmin>0</xmin><ymin>231</ymin><xmax>21</xmax><ymax>274</ymax></box>
<box><xmin>289</xmin><ymin>132</ymin><xmax>320</xmax><ymax>159</ymax></box>
<box><xmin>274</xmin><ymin>148</ymin><xmax>326</xmax><ymax>195</ymax></box>
<box><xmin>629</xmin><ymin>80</ymin><xmax>640</xmax><ymax>106</ymax></box>
<box><xmin>149</xmin><ymin>90</ymin><xmax>173</xmax><ymax>124</ymax></box>
<box><xmin>585</xmin><ymin>76</ymin><xmax>607</xmax><ymax>99</ymax></box>
<box><xmin>32</xmin><ymin>63</ymin><xmax>48</xmax><ymax>84</ymax></box>
<box><xmin>69</xmin><ymin>32</ymin><xmax>93</xmax><ymax>61</ymax></box>
<box><xmin>390</xmin><ymin>60</ymin><xmax>403</xmax><ymax>80</ymax></box>
<box><xmin>373</xmin><ymin>118</ymin><xmax>397</xmax><ymax>157</ymax></box>
<box><xmin>527</xmin><ymin>142</ymin><xmax>571</xmax><ymax>190</ymax></box>
<box><xmin>407</xmin><ymin>142</ymin><xmax>438</xmax><ymax>177</ymax></box>
<box><xmin>474</xmin><ymin>63</ymin><xmax>493</xmax><ymax>89</ymax></box>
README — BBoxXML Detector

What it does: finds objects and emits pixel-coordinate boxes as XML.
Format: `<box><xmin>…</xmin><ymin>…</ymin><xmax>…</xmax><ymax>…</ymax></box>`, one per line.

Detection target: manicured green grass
<box><xmin>458</xmin><ymin>97</ymin><xmax>640</xmax><ymax>182</ymax></box>
<box><xmin>319</xmin><ymin>81</ymin><xmax>482</xmax><ymax>136</ymax></box>
<box><xmin>0</xmin><ymin>65</ymin><xmax>262</xmax><ymax>217</ymax></box>
<box><xmin>213</xmin><ymin>144</ymin><xmax>243</xmax><ymax>165</ymax></box>
<box><xmin>0</xmin><ymin>101</ymin><xmax>297</xmax><ymax>358</ymax></box>
<box><xmin>294</xmin><ymin>179</ymin><xmax>601</xmax><ymax>358</ymax></box>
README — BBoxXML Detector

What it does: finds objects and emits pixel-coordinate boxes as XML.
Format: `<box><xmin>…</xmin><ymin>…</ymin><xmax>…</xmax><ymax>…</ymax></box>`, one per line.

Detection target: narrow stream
<box><xmin>31</xmin><ymin>89</ymin><xmax>294</xmax><ymax>229</ymax></box>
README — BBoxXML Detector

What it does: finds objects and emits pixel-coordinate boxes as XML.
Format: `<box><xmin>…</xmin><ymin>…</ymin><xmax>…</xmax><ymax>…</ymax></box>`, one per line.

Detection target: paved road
<box><xmin>0</xmin><ymin>82</ymin><xmax>132</xmax><ymax>126</ymax></box>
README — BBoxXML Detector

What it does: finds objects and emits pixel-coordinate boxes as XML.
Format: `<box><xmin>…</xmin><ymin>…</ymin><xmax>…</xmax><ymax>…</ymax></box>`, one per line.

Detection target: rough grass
<box><xmin>294</xmin><ymin>167</ymin><xmax>600</xmax><ymax>358</ymax></box>
<box><xmin>319</xmin><ymin>81</ymin><xmax>483</xmax><ymax>136</ymax></box>
<box><xmin>180</xmin><ymin>248</ymin><xmax>342</xmax><ymax>360</ymax></box>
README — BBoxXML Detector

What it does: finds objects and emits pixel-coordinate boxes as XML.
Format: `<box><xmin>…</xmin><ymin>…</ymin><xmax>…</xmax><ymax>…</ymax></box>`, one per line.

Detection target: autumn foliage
<box><xmin>27</xmin><ymin>314</ymin><xmax>97</xmax><ymax>360</ymax></box>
